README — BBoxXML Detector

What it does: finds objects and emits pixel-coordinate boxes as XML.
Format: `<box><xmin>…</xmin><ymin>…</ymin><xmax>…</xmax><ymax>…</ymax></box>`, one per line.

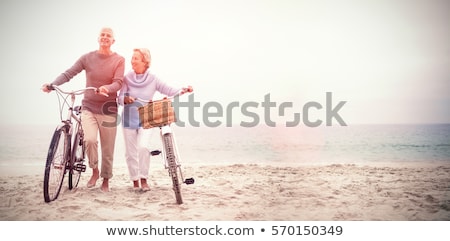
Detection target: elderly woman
<box><xmin>118</xmin><ymin>48</ymin><xmax>191</xmax><ymax>191</ymax></box>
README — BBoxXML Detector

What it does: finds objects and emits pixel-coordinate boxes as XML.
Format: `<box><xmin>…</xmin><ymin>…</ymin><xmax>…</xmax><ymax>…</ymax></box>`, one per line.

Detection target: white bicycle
<box><xmin>134</xmin><ymin>90</ymin><xmax>194</xmax><ymax>204</ymax></box>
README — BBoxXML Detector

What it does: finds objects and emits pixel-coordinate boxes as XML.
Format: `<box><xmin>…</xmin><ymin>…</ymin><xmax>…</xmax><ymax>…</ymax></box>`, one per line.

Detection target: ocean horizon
<box><xmin>1</xmin><ymin>123</ymin><xmax>449</xmax><ymax>175</ymax></box>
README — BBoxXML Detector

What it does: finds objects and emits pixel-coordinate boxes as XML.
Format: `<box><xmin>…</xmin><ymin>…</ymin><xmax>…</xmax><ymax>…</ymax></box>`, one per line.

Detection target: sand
<box><xmin>1</xmin><ymin>162</ymin><xmax>449</xmax><ymax>221</ymax></box>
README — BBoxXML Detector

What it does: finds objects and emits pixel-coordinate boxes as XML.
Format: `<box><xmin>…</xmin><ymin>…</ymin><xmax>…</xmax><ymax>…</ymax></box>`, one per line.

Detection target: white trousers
<box><xmin>122</xmin><ymin>127</ymin><xmax>155</xmax><ymax>181</ymax></box>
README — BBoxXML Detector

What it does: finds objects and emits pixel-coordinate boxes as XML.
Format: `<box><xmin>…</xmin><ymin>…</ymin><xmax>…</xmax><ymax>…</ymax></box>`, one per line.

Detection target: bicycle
<box><xmin>43</xmin><ymin>84</ymin><xmax>101</xmax><ymax>203</ymax></box>
<box><xmin>135</xmin><ymin>91</ymin><xmax>195</xmax><ymax>204</ymax></box>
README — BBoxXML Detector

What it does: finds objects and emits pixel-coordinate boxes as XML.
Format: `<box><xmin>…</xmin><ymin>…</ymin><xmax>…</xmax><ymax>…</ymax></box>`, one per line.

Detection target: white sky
<box><xmin>1</xmin><ymin>0</ymin><xmax>449</xmax><ymax>126</ymax></box>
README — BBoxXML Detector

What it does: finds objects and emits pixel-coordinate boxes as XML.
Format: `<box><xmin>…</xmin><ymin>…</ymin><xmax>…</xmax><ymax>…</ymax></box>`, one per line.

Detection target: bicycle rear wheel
<box><xmin>43</xmin><ymin>125</ymin><xmax>70</xmax><ymax>203</ymax></box>
<box><xmin>162</xmin><ymin>133</ymin><xmax>183</xmax><ymax>204</ymax></box>
<box><xmin>69</xmin><ymin>123</ymin><xmax>85</xmax><ymax>189</ymax></box>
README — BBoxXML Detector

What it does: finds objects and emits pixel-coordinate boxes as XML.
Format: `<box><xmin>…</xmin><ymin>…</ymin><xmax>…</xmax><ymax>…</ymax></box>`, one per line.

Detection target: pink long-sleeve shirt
<box><xmin>51</xmin><ymin>51</ymin><xmax>125</xmax><ymax>114</ymax></box>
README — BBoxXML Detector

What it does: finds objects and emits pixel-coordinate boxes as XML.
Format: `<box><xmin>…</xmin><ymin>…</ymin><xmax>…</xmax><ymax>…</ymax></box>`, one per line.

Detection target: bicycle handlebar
<box><xmin>133</xmin><ymin>89</ymin><xmax>193</xmax><ymax>103</ymax></box>
<box><xmin>45</xmin><ymin>84</ymin><xmax>104</xmax><ymax>122</ymax></box>
<box><xmin>47</xmin><ymin>84</ymin><xmax>108</xmax><ymax>97</ymax></box>
<box><xmin>130</xmin><ymin>86</ymin><xmax>193</xmax><ymax>103</ymax></box>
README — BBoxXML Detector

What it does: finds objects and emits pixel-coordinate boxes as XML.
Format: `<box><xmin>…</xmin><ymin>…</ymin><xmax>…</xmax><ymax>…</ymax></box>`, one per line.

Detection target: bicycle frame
<box><xmin>54</xmin><ymin>86</ymin><xmax>89</xmax><ymax>170</ymax></box>
<box><xmin>52</xmin><ymin>85</ymin><xmax>100</xmax><ymax>152</ymax></box>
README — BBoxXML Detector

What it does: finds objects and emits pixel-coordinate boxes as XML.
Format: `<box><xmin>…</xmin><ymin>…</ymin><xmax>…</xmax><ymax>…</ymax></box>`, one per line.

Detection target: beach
<box><xmin>1</xmin><ymin>161</ymin><xmax>449</xmax><ymax>221</ymax></box>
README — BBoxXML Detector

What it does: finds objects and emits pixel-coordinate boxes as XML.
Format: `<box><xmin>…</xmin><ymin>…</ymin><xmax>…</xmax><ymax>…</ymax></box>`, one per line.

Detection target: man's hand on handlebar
<box><xmin>96</xmin><ymin>86</ymin><xmax>109</xmax><ymax>97</ymax></box>
<box><xmin>41</xmin><ymin>84</ymin><xmax>53</xmax><ymax>93</ymax></box>
<box><xmin>42</xmin><ymin>83</ymin><xmax>109</xmax><ymax>97</ymax></box>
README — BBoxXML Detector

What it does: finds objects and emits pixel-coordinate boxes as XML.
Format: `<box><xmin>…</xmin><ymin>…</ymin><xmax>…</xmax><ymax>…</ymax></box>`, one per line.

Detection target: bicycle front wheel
<box><xmin>162</xmin><ymin>133</ymin><xmax>183</xmax><ymax>204</ymax></box>
<box><xmin>43</xmin><ymin>125</ymin><xmax>70</xmax><ymax>203</ymax></box>
<box><xmin>69</xmin><ymin>123</ymin><xmax>85</xmax><ymax>189</ymax></box>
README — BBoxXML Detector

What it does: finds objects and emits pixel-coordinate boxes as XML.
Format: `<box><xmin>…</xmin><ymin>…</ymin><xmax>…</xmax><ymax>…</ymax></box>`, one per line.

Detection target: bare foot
<box><xmin>141</xmin><ymin>178</ymin><xmax>150</xmax><ymax>192</ymax></box>
<box><xmin>101</xmin><ymin>178</ymin><xmax>110</xmax><ymax>192</ymax></box>
<box><xmin>87</xmin><ymin>168</ymin><xmax>99</xmax><ymax>188</ymax></box>
<box><xmin>133</xmin><ymin>180</ymin><xmax>140</xmax><ymax>189</ymax></box>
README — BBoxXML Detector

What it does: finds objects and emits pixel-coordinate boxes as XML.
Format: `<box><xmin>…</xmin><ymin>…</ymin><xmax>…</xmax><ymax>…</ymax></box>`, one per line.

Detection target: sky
<box><xmin>0</xmin><ymin>0</ymin><xmax>449</xmax><ymax>126</ymax></box>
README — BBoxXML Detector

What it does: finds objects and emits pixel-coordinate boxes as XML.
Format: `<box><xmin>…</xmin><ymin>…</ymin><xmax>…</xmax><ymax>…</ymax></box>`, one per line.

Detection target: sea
<box><xmin>1</xmin><ymin>123</ymin><xmax>449</xmax><ymax>175</ymax></box>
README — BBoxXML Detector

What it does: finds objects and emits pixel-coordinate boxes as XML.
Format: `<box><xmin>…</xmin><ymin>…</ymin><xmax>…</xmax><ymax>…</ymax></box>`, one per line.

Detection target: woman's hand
<box><xmin>124</xmin><ymin>95</ymin><xmax>135</xmax><ymax>104</ymax></box>
<box><xmin>180</xmin><ymin>85</ymin><xmax>193</xmax><ymax>95</ymax></box>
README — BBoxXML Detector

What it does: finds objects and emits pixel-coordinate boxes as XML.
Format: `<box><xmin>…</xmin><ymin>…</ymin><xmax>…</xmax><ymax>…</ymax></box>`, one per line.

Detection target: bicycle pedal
<box><xmin>185</xmin><ymin>178</ymin><xmax>195</xmax><ymax>185</ymax></box>
<box><xmin>150</xmin><ymin>150</ymin><xmax>161</xmax><ymax>156</ymax></box>
<box><xmin>75</xmin><ymin>163</ymin><xmax>87</xmax><ymax>172</ymax></box>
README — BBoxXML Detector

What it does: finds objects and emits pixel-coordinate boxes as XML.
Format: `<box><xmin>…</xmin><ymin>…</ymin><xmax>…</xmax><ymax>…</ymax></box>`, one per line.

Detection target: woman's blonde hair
<box><xmin>133</xmin><ymin>48</ymin><xmax>151</xmax><ymax>69</ymax></box>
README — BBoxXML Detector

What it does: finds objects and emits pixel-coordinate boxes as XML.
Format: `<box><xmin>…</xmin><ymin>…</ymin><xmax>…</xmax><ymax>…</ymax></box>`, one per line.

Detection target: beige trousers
<box><xmin>81</xmin><ymin>110</ymin><xmax>118</xmax><ymax>179</ymax></box>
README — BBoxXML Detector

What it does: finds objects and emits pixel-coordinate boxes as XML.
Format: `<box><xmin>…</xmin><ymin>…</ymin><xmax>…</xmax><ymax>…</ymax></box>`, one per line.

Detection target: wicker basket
<box><xmin>138</xmin><ymin>98</ymin><xmax>176</xmax><ymax>129</ymax></box>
